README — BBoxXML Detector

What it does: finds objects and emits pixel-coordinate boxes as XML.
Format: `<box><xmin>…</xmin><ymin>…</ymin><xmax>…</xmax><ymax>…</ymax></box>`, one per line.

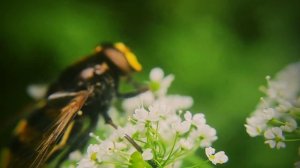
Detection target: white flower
<box><xmin>123</xmin><ymin>93</ymin><xmax>193</xmax><ymax>118</ymax></box>
<box><xmin>184</xmin><ymin>111</ymin><xmax>193</xmax><ymax>121</ymax></box>
<box><xmin>281</xmin><ymin>117</ymin><xmax>297</xmax><ymax>132</ymax></box>
<box><xmin>122</xmin><ymin>91</ymin><xmax>155</xmax><ymax>113</ymax></box>
<box><xmin>245</xmin><ymin>124</ymin><xmax>261</xmax><ymax>137</ymax></box>
<box><xmin>157</xmin><ymin>116</ymin><xmax>179</xmax><ymax>140</ymax></box>
<box><xmin>114</xmin><ymin>141</ymin><xmax>128</xmax><ymax>150</ymax></box>
<box><xmin>69</xmin><ymin>150</ymin><xmax>82</xmax><ymax>161</ymax></box>
<box><xmin>77</xmin><ymin>158</ymin><xmax>97</xmax><ymax>168</ymax></box>
<box><xmin>148</xmin><ymin>102</ymin><xmax>171</xmax><ymax>118</ymax></box>
<box><xmin>135</xmin><ymin>122</ymin><xmax>146</xmax><ymax>132</ymax></box>
<box><xmin>261</xmin><ymin>108</ymin><xmax>276</xmax><ymax>120</ymax></box>
<box><xmin>27</xmin><ymin>84</ymin><xmax>48</xmax><ymax>100</ymax></box>
<box><xmin>132</xmin><ymin>107</ymin><xmax>149</xmax><ymax>122</ymax></box>
<box><xmin>133</xmin><ymin>107</ymin><xmax>159</xmax><ymax>122</ymax></box>
<box><xmin>150</xmin><ymin>68</ymin><xmax>164</xmax><ymax>81</ymax></box>
<box><xmin>123</xmin><ymin>68</ymin><xmax>193</xmax><ymax>118</ymax></box>
<box><xmin>142</xmin><ymin>148</ymin><xmax>153</xmax><ymax>160</ymax></box>
<box><xmin>245</xmin><ymin>114</ymin><xmax>267</xmax><ymax>137</ymax></box>
<box><xmin>114</xmin><ymin>125</ymin><xmax>137</xmax><ymax>139</ymax></box>
<box><xmin>265</xmin><ymin>140</ymin><xmax>286</xmax><ymax>149</ymax></box>
<box><xmin>179</xmin><ymin>138</ymin><xmax>194</xmax><ymax>150</ymax></box>
<box><xmin>77</xmin><ymin>144</ymin><xmax>101</xmax><ymax>167</ymax></box>
<box><xmin>172</xmin><ymin>120</ymin><xmax>191</xmax><ymax>135</ymax></box>
<box><xmin>193</xmin><ymin>113</ymin><xmax>206</xmax><ymax>126</ymax></box>
<box><xmin>100</xmin><ymin>140</ymin><xmax>115</xmax><ymax>154</ymax></box>
<box><xmin>266</xmin><ymin>78</ymin><xmax>287</xmax><ymax>100</ymax></box>
<box><xmin>158</xmin><ymin>95</ymin><xmax>193</xmax><ymax>111</ymax></box>
<box><xmin>191</xmin><ymin>124</ymin><xmax>217</xmax><ymax>147</ymax></box>
<box><xmin>262</xmin><ymin>63</ymin><xmax>300</xmax><ymax>111</ymax></box>
<box><xmin>184</xmin><ymin>111</ymin><xmax>206</xmax><ymax>127</ymax></box>
<box><xmin>276</xmin><ymin>99</ymin><xmax>294</xmax><ymax>112</ymax></box>
<box><xmin>273</xmin><ymin>62</ymin><xmax>300</xmax><ymax>101</ymax></box>
<box><xmin>86</xmin><ymin>144</ymin><xmax>100</xmax><ymax>160</ymax></box>
<box><xmin>149</xmin><ymin>67</ymin><xmax>174</xmax><ymax>97</ymax></box>
<box><xmin>264</xmin><ymin>127</ymin><xmax>286</xmax><ymax>149</ymax></box>
<box><xmin>205</xmin><ymin>147</ymin><xmax>228</xmax><ymax>165</ymax></box>
<box><xmin>148</xmin><ymin>108</ymin><xmax>161</xmax><ymax>122</ymax></box>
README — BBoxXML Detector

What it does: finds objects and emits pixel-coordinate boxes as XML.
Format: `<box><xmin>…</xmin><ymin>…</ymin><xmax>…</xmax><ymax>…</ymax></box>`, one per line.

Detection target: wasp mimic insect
<box><xmin>2</xmin><ymin>42</ymin><xmax>146</xmax><ymax>168</ymax></box>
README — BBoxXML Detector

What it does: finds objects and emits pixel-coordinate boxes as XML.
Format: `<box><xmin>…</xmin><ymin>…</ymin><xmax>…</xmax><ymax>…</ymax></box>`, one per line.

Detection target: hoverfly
<box><xmin>3</xmin><ymin>42</ymin><xmax>145</xmax><ymax>168</ymax></box>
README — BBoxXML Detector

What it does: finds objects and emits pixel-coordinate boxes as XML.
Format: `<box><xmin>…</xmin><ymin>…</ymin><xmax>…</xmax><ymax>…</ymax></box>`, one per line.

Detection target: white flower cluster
<box><xmin>122</xmin><ymin>67</ymin><xmax>193</xmax><ymax>114</ymax></box>
<box><xmin>245</xmin><ymin>62</ymin><xmax>300</xmax><ymax>165</ymax></box>
<box><xmin>73</xmin><ymin>68</ymin><xmax>228</xmax><ymax>168</ymax></box>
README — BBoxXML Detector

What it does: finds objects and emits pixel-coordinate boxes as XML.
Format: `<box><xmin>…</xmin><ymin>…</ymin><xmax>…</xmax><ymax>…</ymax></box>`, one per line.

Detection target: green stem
<box><xmin>151</xmin><ymin>122</ymin><xmax>160</xmax><ymax>160</ymax></box>
<box><xmin>168</xmin><ymin>147</ymin><xmax>199</xmax><ymax>166</ymax></box>
<box><xmin>163</xmin><ymin>148</ymin><xmax>183</xmax><ymax>165</ymax></box>
<box><xmin>270</xmin><ymin>119</ymin><xmax>285</xmax><ymax>125</ymax></box>
<box><xmin>161</xmin><ymin>133</ymin><xmax>178</xmax><ymax>167</ymax></box>
<box><xmin>155</xmin><ymin>121</ymin><xmax>159</xmax><ymax>141</ymax></box>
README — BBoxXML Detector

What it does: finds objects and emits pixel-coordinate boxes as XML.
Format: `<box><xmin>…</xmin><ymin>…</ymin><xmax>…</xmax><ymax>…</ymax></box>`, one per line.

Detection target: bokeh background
<box><xmin>0</xmin><ymin>0</ymin><xmax>299</xmax><ymax>167</ymax></box>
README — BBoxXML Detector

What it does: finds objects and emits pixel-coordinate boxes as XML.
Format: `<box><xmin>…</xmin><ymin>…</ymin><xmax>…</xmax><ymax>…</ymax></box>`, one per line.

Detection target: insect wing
<box><xmin>31</xmin><ymin>90</ymin><xmax>91</xmax><ymax>168</ymax></box>
<box><xmin>6</xmin><ymin>90</ymin><xmax>91</xmax><ymax>168</ymax></box>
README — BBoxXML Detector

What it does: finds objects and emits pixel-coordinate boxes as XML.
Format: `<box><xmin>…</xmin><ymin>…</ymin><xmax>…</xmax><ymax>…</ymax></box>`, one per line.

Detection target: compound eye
<box><xmin>114</xmin><ymin>43</ymin><xmax>142</xmax><ymax>72</ymax></box>
<box><xmin>104</xmin><ymin>47</ymin><xmax>132</xmax><ymax>73</ymax></box>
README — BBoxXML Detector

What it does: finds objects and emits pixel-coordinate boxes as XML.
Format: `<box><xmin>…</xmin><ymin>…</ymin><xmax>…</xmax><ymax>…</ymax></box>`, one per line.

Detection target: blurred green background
<box><xmin>0</xmin><ymin>0</ymin><xmax>299</xmax><ymax>167</ymax></box>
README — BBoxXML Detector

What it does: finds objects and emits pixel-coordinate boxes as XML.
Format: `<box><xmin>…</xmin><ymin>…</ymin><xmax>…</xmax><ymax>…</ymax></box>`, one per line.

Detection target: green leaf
<box><xmin>181</xmin><ymin>154</ymin><xmax>212</xmax><ymax>168</ymax></box>
<box><xmin>129</xmin><ymin>152</ymin><xmax>152</xmax><ymax>168</ymax></box>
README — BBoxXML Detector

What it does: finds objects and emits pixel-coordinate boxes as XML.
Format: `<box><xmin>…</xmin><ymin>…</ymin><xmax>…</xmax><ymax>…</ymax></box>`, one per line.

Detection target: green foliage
<box><xmin>129</xmin><ymin>152</ymin><xmax>152</xmax><ymax>168</ymax></box>
<box><xmin>182</xmin><ymin>154</ymin><xmax>212</xmax><ymax>168</ymax></box>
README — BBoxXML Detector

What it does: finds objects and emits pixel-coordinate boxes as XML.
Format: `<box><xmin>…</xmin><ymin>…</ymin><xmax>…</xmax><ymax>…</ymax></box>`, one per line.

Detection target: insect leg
<box><xmin>125</xmin><ymin>75</ymin><xmax>144</xmax><ymax>88</ymax></box>
<box><xmin>102</xmin><ymin>110</ymin><xmax>118</xmax><ymax>129</ymax></box>
<box><xmin>116</xmin><ymin>87</ymin><xmax>148</xmax><ymax>99</ymax></box>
